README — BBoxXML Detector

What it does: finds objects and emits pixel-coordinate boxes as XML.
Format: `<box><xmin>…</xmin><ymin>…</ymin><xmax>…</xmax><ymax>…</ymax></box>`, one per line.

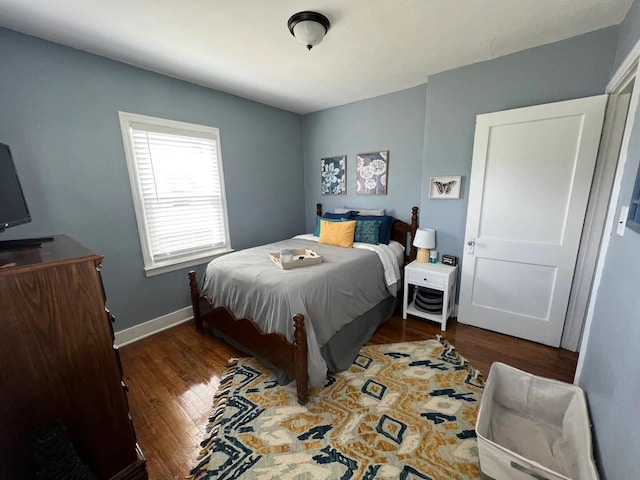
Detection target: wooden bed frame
<box><xmin>188</xmin><ymin>203</ymin><xmax>418</xmax><ymax>404</ymax></box>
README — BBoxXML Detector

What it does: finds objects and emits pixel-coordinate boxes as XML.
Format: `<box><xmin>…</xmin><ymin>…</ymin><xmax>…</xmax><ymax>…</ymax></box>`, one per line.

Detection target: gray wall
<box><xmin>302</xmin><ymin>86</ymin><xmax>426</xmax><ymax>230</ymax></box>
<box><xmin>421</xmin><ymin>27</ymin><xmax>619</xmax><ymax>263</ymax></box>
<box><xmin>578</xmin><ymin>1</ymin><xmax>640</xmax><ymax>478</ymax></box>
<box><xmin>613</xmin><ymin>0</ymin><xmax>640</xmax><ymax>73</ymax></box>
<box><xmin>0</xmin><ymin>28</ymin><xmax>304</xmax><ymax>331</ymax></box>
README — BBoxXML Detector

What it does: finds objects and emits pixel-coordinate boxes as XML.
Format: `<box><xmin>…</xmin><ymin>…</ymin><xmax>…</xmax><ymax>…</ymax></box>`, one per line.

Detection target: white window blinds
<box><xmin>119</xmin><ymin>112</ymin><xmax>231</xmax><ymax>276</ymax></box>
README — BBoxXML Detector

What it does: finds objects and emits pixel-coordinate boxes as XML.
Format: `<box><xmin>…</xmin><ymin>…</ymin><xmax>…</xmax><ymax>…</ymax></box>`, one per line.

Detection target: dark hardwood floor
<box><xmin>119</xmin><ymin>315</ymin><xmax>578</xmax><ymax>480</ymax></box>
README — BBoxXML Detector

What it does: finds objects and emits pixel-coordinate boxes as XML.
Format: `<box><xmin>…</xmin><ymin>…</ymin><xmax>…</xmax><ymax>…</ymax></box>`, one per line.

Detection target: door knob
<box><xmin>466</xmin><ymin>239</ymin><xmax>475</xmax><ymax>254</ymax></box>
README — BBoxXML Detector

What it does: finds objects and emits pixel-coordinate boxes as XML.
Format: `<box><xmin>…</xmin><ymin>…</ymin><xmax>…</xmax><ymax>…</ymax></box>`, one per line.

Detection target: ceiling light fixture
<box><xmin>287</xmin><ymin>11</ymin><xmax>330</xmax><ymax>51</ymax></box>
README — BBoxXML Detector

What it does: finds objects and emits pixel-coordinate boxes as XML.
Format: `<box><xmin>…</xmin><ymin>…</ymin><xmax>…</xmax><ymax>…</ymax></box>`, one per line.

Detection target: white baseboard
<box><xmin>114</xmin><ymin>306</ymin><xmax>193</xmax><ymax>347</ymax></box>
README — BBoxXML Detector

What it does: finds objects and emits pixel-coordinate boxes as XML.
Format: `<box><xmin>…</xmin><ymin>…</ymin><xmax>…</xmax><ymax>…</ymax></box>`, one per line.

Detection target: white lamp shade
<box><xmin>292</xmin><ymin>20</ymin><xmax>327</xmax><ymax>49</ymax></box>
<box><xmin>413</xmin><ymin>228</ymin><xmax>436</xmax><ymax>249</ymax></box>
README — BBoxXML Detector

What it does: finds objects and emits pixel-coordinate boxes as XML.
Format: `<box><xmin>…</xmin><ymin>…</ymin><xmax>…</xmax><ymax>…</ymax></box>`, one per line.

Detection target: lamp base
<box><xmin>417</xmin><ymin>248</ymin><xmax>430</xmax><ymax>263</ymax></box>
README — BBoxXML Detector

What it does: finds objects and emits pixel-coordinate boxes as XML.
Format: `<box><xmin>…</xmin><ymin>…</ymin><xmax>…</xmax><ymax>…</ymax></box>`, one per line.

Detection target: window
<box><xmin>629</xmin><ymin>163</ymin><xmax>640</xmax><ymax>234</ymax></box>
<box><xmin>119</xmin><ymin>112</ymin><xmax>231</xmax><ymax>276</ymax></box>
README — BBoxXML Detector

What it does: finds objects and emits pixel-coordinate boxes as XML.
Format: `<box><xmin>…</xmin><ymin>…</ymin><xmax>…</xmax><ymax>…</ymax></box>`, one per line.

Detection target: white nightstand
<box><xmin>403</xmin><ymin>260</ymin><xmax>458</xmax><ymax>331</ymax></box>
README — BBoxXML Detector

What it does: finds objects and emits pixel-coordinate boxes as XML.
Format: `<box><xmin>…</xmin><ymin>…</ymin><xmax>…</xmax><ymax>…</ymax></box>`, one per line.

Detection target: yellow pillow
<box><xmin>318</xmin><ymin>219</ymin><xmax>356</xmax><ymax>248</ymax></box>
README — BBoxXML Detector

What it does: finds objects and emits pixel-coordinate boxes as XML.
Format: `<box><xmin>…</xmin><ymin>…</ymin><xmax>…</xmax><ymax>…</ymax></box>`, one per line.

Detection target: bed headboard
<box><xmin>316</xmin><ymin>203</ymin><xmax>418</xmax><ymax>264</ymax></box>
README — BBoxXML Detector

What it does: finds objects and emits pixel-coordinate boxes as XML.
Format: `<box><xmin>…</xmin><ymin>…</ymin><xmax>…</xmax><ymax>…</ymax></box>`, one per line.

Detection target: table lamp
<box><xmin>413</xmin><ymin>228</ymin><xmax>436</xmax><ymax>263</ymax></box>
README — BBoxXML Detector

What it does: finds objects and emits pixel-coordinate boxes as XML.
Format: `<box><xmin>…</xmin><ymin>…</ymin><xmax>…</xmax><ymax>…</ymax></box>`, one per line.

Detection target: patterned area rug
<box><xmin>189</xmin><ymin>336</ymin><xmax>484</xmax><ymax>479</ymax></box>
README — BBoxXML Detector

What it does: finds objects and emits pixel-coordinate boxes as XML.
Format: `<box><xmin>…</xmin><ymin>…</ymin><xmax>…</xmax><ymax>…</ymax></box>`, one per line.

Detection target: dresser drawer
<box><xmin>406</xmin><ymin>267</ymin><xmax>446</xmax><ymax>288</ymax></box>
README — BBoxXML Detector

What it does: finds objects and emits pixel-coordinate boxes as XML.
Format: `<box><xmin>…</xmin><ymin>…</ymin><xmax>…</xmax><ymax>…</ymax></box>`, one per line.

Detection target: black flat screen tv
<box><xmin>0</xmin><ymin>143</ymin><xmax>31</xmax><ymax>232</ymax></box>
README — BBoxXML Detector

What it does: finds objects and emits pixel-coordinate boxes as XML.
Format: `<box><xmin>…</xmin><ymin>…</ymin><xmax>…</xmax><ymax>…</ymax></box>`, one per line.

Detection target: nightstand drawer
<box><xmin>406</xmin><ymin>267</ymin><xmax>445</xmax><ymax>288</ymax></box>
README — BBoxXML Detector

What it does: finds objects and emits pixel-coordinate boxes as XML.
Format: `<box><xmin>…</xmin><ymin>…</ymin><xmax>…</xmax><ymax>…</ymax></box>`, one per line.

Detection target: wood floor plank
<box><xmin>119</xmin><ymin>314</ymin><xmax>578</xmax><ymax>479</ymax></box>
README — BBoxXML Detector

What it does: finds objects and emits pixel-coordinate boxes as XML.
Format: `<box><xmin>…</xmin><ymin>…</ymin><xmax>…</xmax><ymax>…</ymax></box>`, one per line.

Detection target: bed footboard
<box><xmin>188</xmin><ymin>271</ymin><xmax>309</xmax><ymax>404</ymax></box>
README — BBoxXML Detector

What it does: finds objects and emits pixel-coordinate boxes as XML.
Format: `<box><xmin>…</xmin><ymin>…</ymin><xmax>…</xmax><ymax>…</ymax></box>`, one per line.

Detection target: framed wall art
<box><xmin>429</xmin><ymin>175</ymin><xmax>462</xmax><ymax>199</ymax></box>
<box><xmin>321</xmin><ymin>155</ymin><xmax>347</xmax><ymax>195</ymax></box>
<box><xmin>356</xmin><ymin>150</ymin><xmax>388</xmax><ymax>195</ymax></box>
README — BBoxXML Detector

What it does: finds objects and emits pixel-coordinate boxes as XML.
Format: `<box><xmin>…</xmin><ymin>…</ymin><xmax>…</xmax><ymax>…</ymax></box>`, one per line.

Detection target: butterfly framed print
<box><xmin>429</xmin><ymin>175</ymin><xmax>461</xmax><ymax>199</ymax></box>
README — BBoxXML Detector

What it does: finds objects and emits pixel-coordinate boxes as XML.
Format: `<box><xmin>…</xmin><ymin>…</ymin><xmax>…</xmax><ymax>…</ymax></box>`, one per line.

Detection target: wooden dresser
<box><xmin>0</xmin><ymin>235</ymin><xmax>147</xmax><ymax>480</ymax></box>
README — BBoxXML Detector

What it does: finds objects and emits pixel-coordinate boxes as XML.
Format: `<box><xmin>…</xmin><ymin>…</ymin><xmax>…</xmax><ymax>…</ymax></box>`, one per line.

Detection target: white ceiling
<box><xmin>0</xmin><ymin>0</ymin><xmax>633</xmax><ymax>114</ymax></box>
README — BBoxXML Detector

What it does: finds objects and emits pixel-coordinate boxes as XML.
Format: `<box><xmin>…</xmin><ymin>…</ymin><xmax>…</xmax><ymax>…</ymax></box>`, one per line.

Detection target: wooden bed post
<box><xmin>409</xmin><ymin>206</ymin><xmax>419</xmax><ymax>262</ymax></box>
<box><xmin>293</xmin><ymin>314</ymin><xmax>308</xmax><ymax>405</ymax></box>
<box><xmin>188</xmin><ymin>271</ymin><xmax>203</xmax><ymax>331</ymax></box>
<box><xmin>316</xmin><ymin>203</ymin><xmax>322</xmax><ymax>217</ymax></box>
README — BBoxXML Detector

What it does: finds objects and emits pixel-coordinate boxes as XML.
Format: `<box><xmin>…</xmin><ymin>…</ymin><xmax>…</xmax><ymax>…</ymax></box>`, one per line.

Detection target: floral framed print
<box><xmin>356</xmin><ymin>150</ymin><xmax>388</xmax><ymax>195</ymax></box>
<box><xmin>321</xmin><ymin>155</ymin><xmax>347</xmax><ymax>195</ymax></box>
<box><xmin>429</xmin><ymin>175</ymin><xmax>462</xmax><ymax>199</ymax></box>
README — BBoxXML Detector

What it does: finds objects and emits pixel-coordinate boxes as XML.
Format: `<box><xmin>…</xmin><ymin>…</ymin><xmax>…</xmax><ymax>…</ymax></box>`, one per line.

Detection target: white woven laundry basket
<box><xmin>476</xmin><ymin>363</ymin><xmax>599</xmax><ymax>480</ymax></box>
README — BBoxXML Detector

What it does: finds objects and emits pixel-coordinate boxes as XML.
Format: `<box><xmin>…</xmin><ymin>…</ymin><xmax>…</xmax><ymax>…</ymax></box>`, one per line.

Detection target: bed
<box><xmin>188</xmin><ymin>203</ymin><xmax>418</xmax><ymax>404</ymax></box>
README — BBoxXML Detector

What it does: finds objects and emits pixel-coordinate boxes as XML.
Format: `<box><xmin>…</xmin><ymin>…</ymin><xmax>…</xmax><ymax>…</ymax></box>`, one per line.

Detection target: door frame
<box><xmin>562</xmin><ymin>92</ymin><xmax>631</xmax><ymax>350</ymax></box>
<box><xmin>575</xmin><ymin>42</ymin><xmax>640</xmax><ymax>381</ymax></box>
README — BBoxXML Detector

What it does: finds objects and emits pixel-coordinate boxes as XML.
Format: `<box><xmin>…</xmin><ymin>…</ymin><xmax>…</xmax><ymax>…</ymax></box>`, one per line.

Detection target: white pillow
<box><xmin>335</xmin><ymin>206</ymin><xmax>385</xmax><ymax>216</ymax></box>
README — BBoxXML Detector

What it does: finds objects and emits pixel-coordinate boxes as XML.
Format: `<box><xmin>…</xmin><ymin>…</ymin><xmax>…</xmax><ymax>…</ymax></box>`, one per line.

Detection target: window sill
<box><xmin>143</xmin><ymin>248</ymin><xmax>234</xmax><ymax>277</ymax></box>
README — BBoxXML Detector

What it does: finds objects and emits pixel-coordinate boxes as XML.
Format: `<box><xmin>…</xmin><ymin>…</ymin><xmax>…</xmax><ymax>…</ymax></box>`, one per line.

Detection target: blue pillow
<box><xmin>323</xmin><ymin>211</ymin><xmax>357</xmax><ymax>220</ymax></box>
<box><xmin>313</xmin><ymin>215</ymin><xmax>347</xmax><ymax>236</ymax></box>
<box><xmin>354</xmin><ymin>215</ymin><xmax>395</xmax><ymax>244</ymax></box>
<box><xmin>354</xmin><ymin>220</ymin><xmax>381</xmax><ymax>244</ymax></box>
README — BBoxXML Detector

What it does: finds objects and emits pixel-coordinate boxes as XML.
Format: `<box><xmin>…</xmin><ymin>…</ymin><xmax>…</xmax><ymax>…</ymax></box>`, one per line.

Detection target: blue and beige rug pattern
<box><xmin>190</xmin><ymin>336</ymin><xmax>484</xmax><ymax>479</ymax></box>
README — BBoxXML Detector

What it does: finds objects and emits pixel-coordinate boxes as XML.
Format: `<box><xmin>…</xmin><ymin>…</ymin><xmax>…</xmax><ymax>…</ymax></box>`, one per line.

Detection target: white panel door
<box><xmin>458</xmin><ymin>95</ymin><xmax>607</xmax><ymax>347</ymax></box>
